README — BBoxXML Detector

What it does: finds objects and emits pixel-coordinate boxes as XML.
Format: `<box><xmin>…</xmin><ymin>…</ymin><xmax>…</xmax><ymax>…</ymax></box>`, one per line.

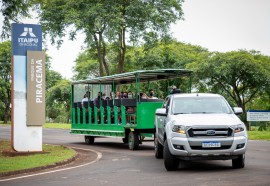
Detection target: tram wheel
<box><xmin>122</xmin><ymin>137</ymin><xmax>128</xmax><ymax>144</ymax></box>
<box><xmin>85</xmin><ymin>136</ymin><xmax>95</xmax><ymax>144</ymax></box>
<box><xmin>128</xmin><ymin>131</ymin><xmax>139</xmax><ymax>150</ymax></box>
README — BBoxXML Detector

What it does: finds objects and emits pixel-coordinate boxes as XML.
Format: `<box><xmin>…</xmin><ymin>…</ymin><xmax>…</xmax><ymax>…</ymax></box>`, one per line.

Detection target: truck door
<box><xmin>156</xmin><ymin>97</ymin><xmax>171</xmax><ymax>145</ymax></box>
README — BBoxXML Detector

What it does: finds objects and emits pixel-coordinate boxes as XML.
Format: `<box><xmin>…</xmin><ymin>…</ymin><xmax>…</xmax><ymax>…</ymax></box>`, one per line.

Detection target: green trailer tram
<box><xmin>70</xmin><ymin>69</ymin><xmax>192</xmax><ymax>150</ymax></box>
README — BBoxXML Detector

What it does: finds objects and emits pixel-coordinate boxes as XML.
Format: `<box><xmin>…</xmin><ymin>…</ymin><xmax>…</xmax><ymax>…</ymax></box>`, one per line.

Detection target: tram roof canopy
<box><xmin>72</xmin><ymin>69</ymin><xmax>192</xmax><ymax>85</ymax></box>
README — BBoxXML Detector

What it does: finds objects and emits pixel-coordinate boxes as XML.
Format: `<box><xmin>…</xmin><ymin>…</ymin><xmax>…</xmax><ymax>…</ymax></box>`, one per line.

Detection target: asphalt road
<box><xmin>0</xmin><ymin>126</ymin><xmax>270</xmax><ymax>186</ymax></box>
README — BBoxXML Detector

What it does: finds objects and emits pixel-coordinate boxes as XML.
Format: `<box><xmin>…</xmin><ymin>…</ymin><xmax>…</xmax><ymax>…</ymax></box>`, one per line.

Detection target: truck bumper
<box><xmin>168</xmin><ymin>136</ymin><xmax>247</xmax><ymax>160</ymax></box>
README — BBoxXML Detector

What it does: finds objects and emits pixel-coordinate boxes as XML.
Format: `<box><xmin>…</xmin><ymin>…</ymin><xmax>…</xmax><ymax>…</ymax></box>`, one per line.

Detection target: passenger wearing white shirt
<box><xmin>81</xmin><ymin>94</ymin><xmax>89</xmax><ymax>106</ymax></box>
<box><xmin>148</xmin><ymin>89</ymin><xmax>158</xmax><ymax>99</ymax></box>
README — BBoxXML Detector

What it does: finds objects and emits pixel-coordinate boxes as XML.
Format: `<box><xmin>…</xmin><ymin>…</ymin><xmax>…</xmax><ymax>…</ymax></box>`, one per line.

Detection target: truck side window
<box><xmin>163</xmin><ymin>99</ymin><xmax>167</xmax><ymax>108</ymax></box>
<box><xmin>163</xmin><ymin>97</ymin><xmax>170</xmax><ymax>108</ymax></box>
<box><xmin>163</xmin><ymin>97</ymin><xmax>171</xmax><ymax>113</ymax></box>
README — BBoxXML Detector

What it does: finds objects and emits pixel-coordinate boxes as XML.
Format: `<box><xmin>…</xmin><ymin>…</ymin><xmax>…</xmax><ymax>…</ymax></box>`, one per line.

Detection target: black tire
<box><xmin>232</xmin><ymin>154</ymin><xmax>245</xmax><ymax>169</ymax></box>
<box><xmin>122</xmin><ymin>137</ymin><xmax>128</xmax><ymax>144</ymax></box>
<box><xmin>85</xmin><ymin>136</ymin><xmax>95</xmax><ymax>144</ymax></box>
<box><xmin>154</xmin><ymin>134</ymin><xmax>163</xmax><ymax>159</ymax></box>
<box><xmin>128</xmin><ymin>131</ymin><xmax>139</xmax><ymax>150</ymax></box>
<box><xmin>164</xmin><ymin>139</ymin><xmax>179</xmax><ymax>171</ymax></box>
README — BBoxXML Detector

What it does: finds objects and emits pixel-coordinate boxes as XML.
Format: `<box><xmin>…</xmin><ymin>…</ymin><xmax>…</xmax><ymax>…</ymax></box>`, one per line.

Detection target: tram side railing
<box><xmin>72</xmin><ymin>98</ymin><xmax>163</xmax><ymax>126</ymax></box>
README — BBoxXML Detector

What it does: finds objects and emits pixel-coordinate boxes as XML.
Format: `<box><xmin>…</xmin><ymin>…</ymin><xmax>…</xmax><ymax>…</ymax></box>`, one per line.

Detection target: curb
<box><xmin>0</xmin><ymin>146</ymin><xmax>79</xmax><ymax>178</ymax></box>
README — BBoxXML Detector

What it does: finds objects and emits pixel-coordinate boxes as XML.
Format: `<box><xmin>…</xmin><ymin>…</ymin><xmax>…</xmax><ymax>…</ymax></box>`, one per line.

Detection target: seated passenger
<box><xmin>115</xmin><ymin>91</ymin><xmax>121</xmax><ymax>99</ymax></box>
<box><xmin>148</xmin><ymin>89</ymin><xmax>158</xmax><ymax>99</ymax></box>
<box><xmin>139</xmin><ymin>92</ymin><xmax>148</xmax><ymax>99</ymax></box>
<box><xmin>94</xmin><ymin>92</ymin><xmax>103</xmax><ymax>101</ymax></box>
<box><xmin>109</xmin><ymin>92</ymin><xmax>114</xmax><ymax>99</ymax></box>
<box><xmin>81</xmin><ymin>94</ymin><xmax>89</xmax><ymax>106</ymax></box>
<box><xmin>170</xmin><ymin>85</ymin><xmax>181</xmax><ymax>94</ymax></box>
<box><xmin>122</xmin><ymin>92</ymin><xmax>128</xmax><ymax>99</ymax></box>
<box><xmin>127</xmin><ymin>91</ymin><xmax>133</xmax><ymax>98</ymax></box>
<box><xmin>125</xmin><ymin>92</ymin><xmax>136</xmax><ymax>123</ymax></box>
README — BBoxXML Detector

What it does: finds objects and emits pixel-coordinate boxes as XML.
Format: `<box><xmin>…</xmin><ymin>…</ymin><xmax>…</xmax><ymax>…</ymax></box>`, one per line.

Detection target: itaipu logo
<box><xmin>18</xmin><ymin>27</ymin><xmax>38</xmax><ymax>47</ymax></box>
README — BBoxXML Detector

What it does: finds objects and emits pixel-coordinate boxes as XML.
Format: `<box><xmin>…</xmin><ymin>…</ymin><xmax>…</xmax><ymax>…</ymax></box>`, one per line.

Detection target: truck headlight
<box><xmin>231</xmin><ymin>124</ymin><xmax>245</xmax><ymax>133</ymax></box>
<box><xmin>172</xmin><ymin>125</ymin><xmax>186</xmax><ymax>134</ymax></box>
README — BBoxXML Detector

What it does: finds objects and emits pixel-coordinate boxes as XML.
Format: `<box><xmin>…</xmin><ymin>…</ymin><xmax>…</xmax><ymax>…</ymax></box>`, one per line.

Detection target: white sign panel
<box><xmin>12</xmin><ymin>23</ymin><xmax>43</xmax><ymax>152</ymax></box>
<box><xmin>247</xmin><ymin>110</ymin><xmax>270</xmax><ymax>121</ymax></box>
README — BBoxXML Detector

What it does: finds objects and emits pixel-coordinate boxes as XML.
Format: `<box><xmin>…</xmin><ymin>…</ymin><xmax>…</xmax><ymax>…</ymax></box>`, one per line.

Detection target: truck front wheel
<box><xmin>164</xmin><ymin>139</ymin><xmax>179</xmax><ymax>171</ymax></box>
<box><xmin>232</xmin><ymin>154</ymin><xmax>245</xmax><ymax>169</ymax></box>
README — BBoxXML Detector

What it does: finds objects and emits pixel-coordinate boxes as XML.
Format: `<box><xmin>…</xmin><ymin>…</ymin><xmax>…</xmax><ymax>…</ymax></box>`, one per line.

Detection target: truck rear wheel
<box><xmin>85</xmin><ymin>136</ymin><xmax>95</xmax><ymax>144</ymax></box>
<box><xmin>164</xmin><ymin>139</ymin><xmax>179</xmax><ymax>171</ymax></box>
<box><xmin>154</xmin><ymin>134</ymin><xmax>163</xmax><ymax>159</ymax></box>
<box><xmin>232</xmin><ymin>154</ymin><xmax>245</xmax><ymax>169</ymax></box>
<box><xmin>128</xmin><ymin>131</ymin><xmax>139</xmax><ymax>150</ymax></box>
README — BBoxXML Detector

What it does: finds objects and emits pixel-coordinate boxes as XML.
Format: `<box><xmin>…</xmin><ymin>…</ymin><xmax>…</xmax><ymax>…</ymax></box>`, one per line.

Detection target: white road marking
<box><xmin>0</xmin><ymin>146</ymin><xmax>102</xmax><ymax>182</ymax></box>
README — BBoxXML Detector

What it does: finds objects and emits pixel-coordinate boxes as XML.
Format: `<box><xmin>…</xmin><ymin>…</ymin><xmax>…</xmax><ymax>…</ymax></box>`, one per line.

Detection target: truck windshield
<box><xmin>172</xmin><ymin>97</ymin><xmax>232</xmax><ymax>114</ymax></box>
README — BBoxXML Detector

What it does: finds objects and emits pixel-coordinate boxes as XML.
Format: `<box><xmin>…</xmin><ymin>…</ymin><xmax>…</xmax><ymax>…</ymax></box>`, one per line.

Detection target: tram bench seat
<box><xmin>121</xmin><ymin>99</ymin><xmax>136</xmax><ymax>123</ymax></box>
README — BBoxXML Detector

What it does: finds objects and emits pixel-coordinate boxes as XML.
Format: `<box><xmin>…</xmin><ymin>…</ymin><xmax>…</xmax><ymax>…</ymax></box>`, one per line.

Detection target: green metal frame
<box><xmin>70</xmin><ymin>69</ymin><xmax>193</xmax><ymax>138</ymax></box>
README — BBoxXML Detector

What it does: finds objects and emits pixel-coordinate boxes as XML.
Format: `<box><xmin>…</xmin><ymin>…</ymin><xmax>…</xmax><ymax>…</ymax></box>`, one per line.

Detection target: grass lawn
<box><xmin>43</xmin><ymin>123</ymin><xmax>71</xmax><ymax>129</ymax></box>
<box><xmin>0</xmin><ymin>122</ymin><xmax>71</xmax><ymax>129</ymax></box>
<box><xmin>248</xmin><ymin>131</ymin><xmax>270</xmax><ymax>141</ymax></box>
<box><xmin>0</xmin><ymin>140</ymin><xmax>76</xmax><ymax>173</ymax></box>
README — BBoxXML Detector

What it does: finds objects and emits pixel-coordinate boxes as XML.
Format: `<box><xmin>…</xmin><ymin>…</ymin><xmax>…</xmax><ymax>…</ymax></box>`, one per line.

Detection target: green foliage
<box><xmin>138</xmin><ymin>40</ymin><xmax>210</xmax><ymax>70</ymax></box>
<box><xmin>0</xmin><ymin>140</ymin><xmax>76</xmax><ymax>173</ymax></box>
<box><xmin>46</xmin><ymin>79</ymin><xmax>71</xmax><ymax>123</ymax></box>
<box><xmin>38</xmin><ymin>0</ymin><xmax>184</xmax><ymax>75</ymax></box>
<box><xmin>46</xmin><ymin>69</ymin><xmax>62</xmax><ymax>91</ymax></box>
<box><xmin>0</xmin><ymin>41</ymin><xmax>11</xmax><ymax>123</ymax></box>
<box><xmin>0</xmin><ymin>0</ymin><xmax>32</xmax><ymax>38</ymax></box>
<box><xmin>258</xmin><ymin>123</ymin><xmax>269</xmax><ymax>131</ymax></box>
<box><xmin>187</xmin><ymin>50</ymin><xmax>270</xmax><ymax>126</ymax></box>
<box><xmin>248</xmin><ymin>131</ymin><xmax>270</xmax><ymax>141</ymax></box>
<box><xmin>73</xmin><ymin>49</ymin><xmax>99</xmax><ymax>80</ymax></box>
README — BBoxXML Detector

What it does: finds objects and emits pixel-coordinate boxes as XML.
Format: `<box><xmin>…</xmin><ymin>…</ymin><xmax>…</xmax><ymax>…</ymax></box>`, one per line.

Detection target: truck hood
<box><xmin>171</xmin><ymin>114</ymin><xmax>243</xmax><ymax>126</ymax></box>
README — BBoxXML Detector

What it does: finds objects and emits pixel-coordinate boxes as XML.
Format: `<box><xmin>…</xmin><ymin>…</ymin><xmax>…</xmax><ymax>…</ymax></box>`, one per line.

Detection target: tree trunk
<box><xmin>118</xmin><ymin>27</ymin><xmax>126</xmax><ymax>73</ymax></box>
<box><xmin>101</xmin><ymin>36</ymin><xmax>109</xmax><ymax>75</ymax></box>
<box><xmin>66</xmin><ymin>104</ymin><xmax>70</xmax><ymax>124</ymax></box>
<box><xmin>94</xmin><ymin>33</ymin><xmax>105</xmax><ymax>76</ymax></box>
<box><xmin>3</xmin><ymin>104</ymin><xmax>10</xmax><ymax>124</ymax></box>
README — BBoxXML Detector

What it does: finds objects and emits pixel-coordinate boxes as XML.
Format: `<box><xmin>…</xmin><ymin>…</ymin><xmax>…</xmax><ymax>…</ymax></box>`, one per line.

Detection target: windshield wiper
<box><xmin>174</xmin><ymin>113</ymin><xmax>189</xmax><ymax>115</ymax></box>
<box><xmin>190</xmin><ymin>112</ymin><xmax>218</xmax><ymax>114</ymax></box>
<box><xmin>190</xmin><ymin>112</ymin><xmax>207</xmax><ymax>114</ymax></box>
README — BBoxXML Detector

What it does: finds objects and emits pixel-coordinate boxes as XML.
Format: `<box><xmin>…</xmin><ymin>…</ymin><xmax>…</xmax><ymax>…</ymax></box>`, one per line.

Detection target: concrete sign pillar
<box><xmin>11</xmin><ymin>23</ymin><xmax>45</xmax><ymax>152</ymax></box>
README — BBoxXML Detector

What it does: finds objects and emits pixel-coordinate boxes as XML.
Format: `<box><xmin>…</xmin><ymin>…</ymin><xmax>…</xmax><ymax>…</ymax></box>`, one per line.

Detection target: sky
<box><xmin>1</xmin><ymin>0</ymin><xmax>270</xmax><ymax>79</ymax></box>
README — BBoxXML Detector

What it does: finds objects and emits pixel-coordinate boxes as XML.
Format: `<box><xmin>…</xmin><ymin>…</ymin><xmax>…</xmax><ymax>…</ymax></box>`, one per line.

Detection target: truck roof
<box><xmin>171</xmin><ymin>93</ymin><xmax>223</xmax><ymax>98</ymax></box>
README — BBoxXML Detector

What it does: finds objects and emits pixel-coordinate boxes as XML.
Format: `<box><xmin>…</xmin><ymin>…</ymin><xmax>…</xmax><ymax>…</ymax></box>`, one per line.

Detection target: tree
<box><xmin>46</xmin><ymin>70</ymin><xmax>62</xmax><ymax>91</ymax></box>
<box><xmin>46</xmin><ymin>79</ymin><xmax>71</xmax><ymax>123</ymax></box>
<box><xmin>38</xmin><ymin>0</ymin><xmax>184</xmax><ymax>76</ymax></box>
<box><xmin>0</xmin><ymin>0</ymin><xmax>32</xmax><ymax>38</ymax></box>
<box><xmin>73</xmin><ymin>49</ymin><xmax>100</xmax><ymax>80</ymax></box>
<box><xmin>135</xmin><ymin>39</ymin><xmax>210</xmax><ymax>95</ymax></box>
<box><xmin>0</xmin><ymin>41</ymin><xmax>11</xmax><ymax>123</ymax></box>
<box><xmin>187</xmin><ymin>50</ymin><xmax>270</xmax><ymax>127</ymax></box>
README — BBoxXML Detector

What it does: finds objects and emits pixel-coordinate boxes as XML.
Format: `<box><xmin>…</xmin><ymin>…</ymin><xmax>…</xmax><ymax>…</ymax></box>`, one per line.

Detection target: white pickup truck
<box><xmin>154</xmin><ymin>93</ymin><xmax>248</xmax><ymax>171</ymax></box>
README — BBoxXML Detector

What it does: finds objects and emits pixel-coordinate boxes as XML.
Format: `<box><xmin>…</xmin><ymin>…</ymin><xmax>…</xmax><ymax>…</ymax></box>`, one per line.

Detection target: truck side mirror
<box><xmin>233</xmin><ymin>107</ymin><xmax>243</xmax><ymax>115</ymax></box>
<box><xmin>156</xmin><ymin>108</ymin><xmax>167</xmax><ymax>117</ymax></box>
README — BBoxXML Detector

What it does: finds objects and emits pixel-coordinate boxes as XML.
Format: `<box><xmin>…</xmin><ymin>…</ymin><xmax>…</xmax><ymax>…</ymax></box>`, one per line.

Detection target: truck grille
<box><xmin>190</xmin><ymin>145</ymin><xmax>231</xmax><ymax>150</ymax></box>
<box><xmin>187</xmin><ymin>126</ymin><xmax>233</xmax><ymax>138</ymax></box>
